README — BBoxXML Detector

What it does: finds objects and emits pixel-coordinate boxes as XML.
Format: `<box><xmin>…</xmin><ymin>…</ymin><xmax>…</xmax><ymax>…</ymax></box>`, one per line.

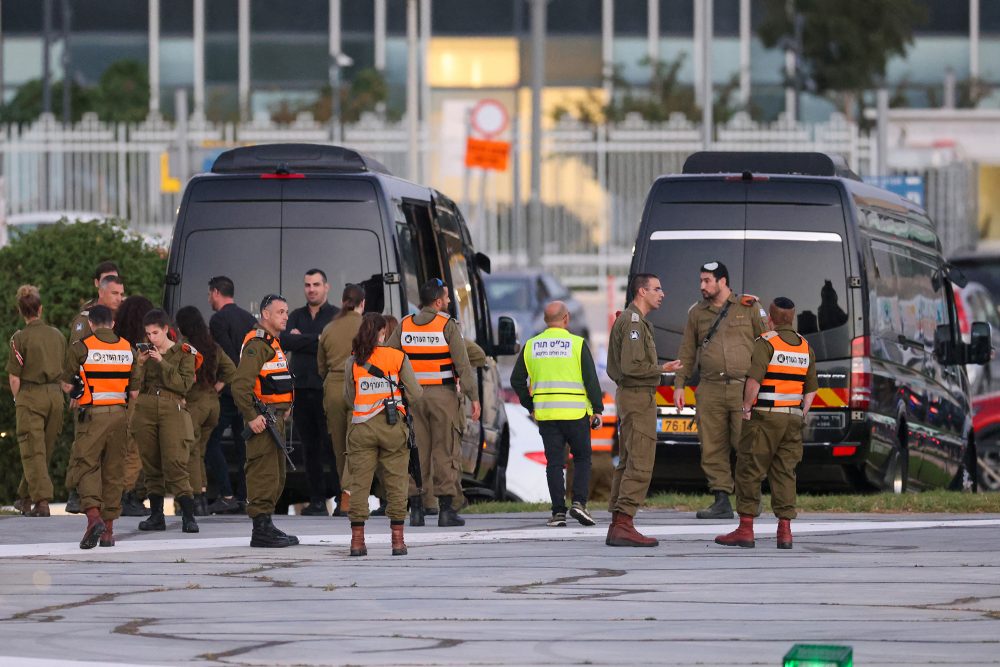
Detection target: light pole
<box><xmin>329</xmin><ymin>51</ymin><xmax>353</xmax><ymax>142</ymax></box>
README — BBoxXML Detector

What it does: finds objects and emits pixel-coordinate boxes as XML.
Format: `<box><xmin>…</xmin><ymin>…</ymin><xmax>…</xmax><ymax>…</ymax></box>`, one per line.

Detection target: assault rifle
<box><xmin>241</xmin><ymin>395</ymin><xmax>296</xmax><ymax>471</ymax></box>
<box><xmin>364</xmin><ymin>363</ymin><xmax>423</xmax><ymax>514</ymax></box>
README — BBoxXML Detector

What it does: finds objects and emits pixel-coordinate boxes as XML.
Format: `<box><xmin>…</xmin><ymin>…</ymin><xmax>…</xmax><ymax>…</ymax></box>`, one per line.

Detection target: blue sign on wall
<box><xmin>863</xmin><ymin>175</ymin><xmax>925</xmax><ymax>208</ymax></box>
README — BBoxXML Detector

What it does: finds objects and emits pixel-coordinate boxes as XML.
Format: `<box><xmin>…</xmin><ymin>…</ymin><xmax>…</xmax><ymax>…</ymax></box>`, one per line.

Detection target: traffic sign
<box><xmin>465</xmin><ymin>137</ymin><xmax>510</xmax><ymax>171</ymax></box>
<box><xmin>469</xmin><ymin>99</ymin><xmax>509</xmax><ymax>139</ymax></box>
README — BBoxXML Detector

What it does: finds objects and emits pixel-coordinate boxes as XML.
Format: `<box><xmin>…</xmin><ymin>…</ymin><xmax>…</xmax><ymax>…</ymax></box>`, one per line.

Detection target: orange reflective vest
<box><xmin>241</xmin><ymin>329</ymin><xmax>293</xmax><ymax>404</ymax></box>
<box><xmin>755</xmin><ymin>331</ymin><xmax>810</xmax><ymax>408</ymax></box>
<box><xmin>352</xmin><ymin>346</ymin><xmax>407</xmax><ymax>424</ymax></box>
<box><xmin>79</xmin><ymin>334</ymin><xmax>134</xmax><ymax>406</ymax></box>
<box><xmin>399</xmin><ymin>312</ymin><xmax>455</xmax><ymax>386</ymax></box>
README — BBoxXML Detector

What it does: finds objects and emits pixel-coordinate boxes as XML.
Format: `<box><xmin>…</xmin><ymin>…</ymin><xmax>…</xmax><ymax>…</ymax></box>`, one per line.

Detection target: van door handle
<box><xmin>898</xmin><ymin>334</ymin><xmax>926</xmax><ymax>350</ymax></box>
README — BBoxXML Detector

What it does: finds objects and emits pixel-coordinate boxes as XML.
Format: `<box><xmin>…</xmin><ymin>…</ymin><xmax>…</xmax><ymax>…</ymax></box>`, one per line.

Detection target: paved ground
<box><xmin>1</xmin><ymin>510</ymin><xmax>999</xmax><ymax>666</ymax></box>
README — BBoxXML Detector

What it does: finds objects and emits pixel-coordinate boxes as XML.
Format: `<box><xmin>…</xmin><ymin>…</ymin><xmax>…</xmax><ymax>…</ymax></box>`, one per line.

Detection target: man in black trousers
<box><xmin>205</xmin><ymin>276</ymin><xmax>257</xmax><ymax>514</ymax></box>
<box><xmin>281</xmin><ymin>269</ymin><xmax>339</xmax><ymax>515</ymax></box>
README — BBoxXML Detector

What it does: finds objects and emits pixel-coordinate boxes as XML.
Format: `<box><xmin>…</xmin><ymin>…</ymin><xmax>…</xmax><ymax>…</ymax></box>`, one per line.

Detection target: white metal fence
<box><xmin>0</xmin><ymin>109</ymin><xmax>976</xmax><ymax>286</ymax></box>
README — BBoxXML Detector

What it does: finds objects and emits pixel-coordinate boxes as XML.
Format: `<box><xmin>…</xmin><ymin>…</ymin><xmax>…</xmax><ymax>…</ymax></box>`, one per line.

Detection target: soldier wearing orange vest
<box><xmin>344</xmin><ymin>313</ymin><xmax>423</xmax><ymax>556</ymax></box>
<box><xmin>232</xmin><ymin>294</ymin><xmax>298</xmax><ymax>548</ymax></box>
<box><xmin>386</xmin><ymin>279</ymin><xmax>480</xmax><ymax>528</ymax></box>
<box><xmin>61</xmin><ymin>305</ymin><xmax>137</xmax><ymax>549</ymax></box>
<box><xmin>716</xmin><ymin>297</ymin><xmax>818</xmax><ymax>550</ymax></box>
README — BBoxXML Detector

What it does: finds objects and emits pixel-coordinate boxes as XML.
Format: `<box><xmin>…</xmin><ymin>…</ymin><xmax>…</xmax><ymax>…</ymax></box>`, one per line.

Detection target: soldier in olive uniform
<box><xmin>317</xmin><ymin>284</ymin><xmax>365</xmax><ymax>516</ymax></box>
<box><xmin>8</xmin><ymin>286</ymin><xmax>66</xmax><ymax>517</ymax></box>
<box><xmin>62</xmin><ymin>305</ymin><xmax>136</xmax><ymax>549</ymax></box>
<box><xmin>175</xmin><ymin>306</ymin><xmax>238</xmax><ymax>515</ymax></box>
<box><xmin>674</xmin><ymin>261</ymin><xmax>767</xmax><ymax>520</ymax></box>
<box><xmin>716</xmin><ymin>297</ymin><xmax>817</xmax><ymax>550</ymax></box>
<box><xmin>386</xmin><ymin>279</ymin><xmax>480</xmax><ymax>528</ymax></box>
<box><xmin>444</xmin><ymin>339</ymin><xmax>488</xmax><ymax>510</ymax></box>
<box><xmin>65</xmin><ymin>270</ymin><xmax>125</xmax><ymax>513</ymax></box>
<box><xmin>232</xmin><ymin>294</ymin><xmax>299</xmax><ymax>548</ymax></box>
<box><xmin>131</xmin><ymin>309</ymin><xmax>199</xmax><ymax>533</ymax></box>
<box><xmin>606</xmin><ymin>274</ymin><xmax>682</xmax><ymax>547</ymax></box>
<box><xmin>344</xmin><ymin>313</ymin><xmax>423</xmax><ymax>556</ymax></box>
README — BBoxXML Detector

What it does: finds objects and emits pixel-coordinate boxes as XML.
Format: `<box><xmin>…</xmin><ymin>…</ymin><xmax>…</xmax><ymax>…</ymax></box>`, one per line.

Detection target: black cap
<box><xmin>773</xmin><ymin>297</ymin><xmax>795</xmax><ymax>310</ymax></box>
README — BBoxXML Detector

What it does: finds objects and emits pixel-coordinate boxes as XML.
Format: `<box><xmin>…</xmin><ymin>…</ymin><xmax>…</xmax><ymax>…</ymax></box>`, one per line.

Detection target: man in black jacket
<box><xmin>205</xmin><ymin>275</ymin><xmax>257</xmax><ymax>514</ymax></box>
<box><xmin>281</xmin><ymin>269</ymin><xmax>339</xmax><ymax>515</ymax></box>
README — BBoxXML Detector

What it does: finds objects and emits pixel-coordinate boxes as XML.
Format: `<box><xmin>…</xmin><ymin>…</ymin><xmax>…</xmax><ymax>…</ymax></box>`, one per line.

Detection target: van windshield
<box><xmin>639</xmin><ymin>202</ymin><xmax>851</xmax><ymax>362</ymax></box>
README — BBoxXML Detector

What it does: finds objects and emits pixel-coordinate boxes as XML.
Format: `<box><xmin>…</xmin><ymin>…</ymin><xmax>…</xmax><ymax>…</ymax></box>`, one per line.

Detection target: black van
<box><xmin>163</xmin><ymin>144</ymin><xmax>518</xmax><ymax>504</ymax></box>
<box><xmin>629</xmin><ymin>152</ymin><xmax>990</xmax><ymax>492</ymax></box>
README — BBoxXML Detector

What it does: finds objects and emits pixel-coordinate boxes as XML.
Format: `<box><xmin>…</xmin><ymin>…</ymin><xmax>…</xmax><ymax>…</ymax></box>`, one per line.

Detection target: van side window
<box><xmin>395</xmin><ymin>221</ymin><xmax>423</xmax><ymax>315</ymax></box>
<box><xmin>435</xmin><ymin>205</ymin><xmax>478</xmax><ymax>342</ymax></box>
<box><xmin>871</xmin><ymin>241</ymin><xmax>946</xmax><ymax>347</ymax></box>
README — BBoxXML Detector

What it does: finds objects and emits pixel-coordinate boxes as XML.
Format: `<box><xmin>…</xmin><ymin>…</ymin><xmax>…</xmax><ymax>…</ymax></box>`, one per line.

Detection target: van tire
<box><xmin>492</xmin><ymin>428</ymin><xmax>510</xmax><ymax>500</ymax></box>
<box><xmin>886</xmin><ymin>438</ymin><xmax>909</xmax><ymax>494</ymax></box>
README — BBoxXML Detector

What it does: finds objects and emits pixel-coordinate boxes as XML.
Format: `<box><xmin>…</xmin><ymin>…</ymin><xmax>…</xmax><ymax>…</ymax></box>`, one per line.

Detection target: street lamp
<box><xmin>329</xmin><ymin>51</ymin><xmax>354</xmax><ymax>142</ymax></box>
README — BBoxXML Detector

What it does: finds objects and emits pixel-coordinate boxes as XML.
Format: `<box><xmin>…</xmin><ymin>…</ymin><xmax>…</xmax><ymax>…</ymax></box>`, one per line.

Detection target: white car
<box><xmin>503</xmin><ymin>403</ymin><xmax>553</xmax><ymax>503</ymax></box>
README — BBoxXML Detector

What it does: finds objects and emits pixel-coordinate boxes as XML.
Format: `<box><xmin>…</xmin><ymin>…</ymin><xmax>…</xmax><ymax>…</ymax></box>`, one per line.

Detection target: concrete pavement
<box><xmin>1</xmin><ymin>510</ymin><xmax>999</xmax><ymax>666</ymax></box>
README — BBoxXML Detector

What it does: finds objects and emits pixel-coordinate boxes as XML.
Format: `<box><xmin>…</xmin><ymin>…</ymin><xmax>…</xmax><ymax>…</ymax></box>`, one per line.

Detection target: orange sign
<box><xmin>465</xmin><ymin>137</ymin><xmax>510</xmax><ymax>171</ymax></box>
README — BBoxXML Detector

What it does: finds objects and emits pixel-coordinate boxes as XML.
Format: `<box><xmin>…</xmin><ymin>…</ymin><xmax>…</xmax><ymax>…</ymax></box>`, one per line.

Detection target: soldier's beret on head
<box><xmin>773</xmin><ymin>297</ymin><xmax>795</xmax><ymax>310</ymax></box>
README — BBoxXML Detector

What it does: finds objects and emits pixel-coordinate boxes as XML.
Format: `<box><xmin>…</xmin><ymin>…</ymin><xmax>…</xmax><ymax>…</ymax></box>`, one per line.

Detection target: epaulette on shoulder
<box><xmin>740</xmin><ymin>294</ymin><xmax>759</xmax><ymax>307</ymax></box>
<box><xmin>760</xmin><ymin>331</ymin><xmax>778</xmax><ymax>341</ymax></box>
<box><xmin>254</xmin><ymin>329</ymin><xmax>274</xmax><ymax>343</ymax></box>
<box><xmin>688</xmin><ymin>301</ymin><xmax>698</xmax><ymax>313</ymax></box>
<box><xmin>80</xmin><ymin>309</ymin><xmax>90</xmax><ymax>318</ymax></box>
<box><xmin>181</xmin><ymin>342</ymin><xmax>199</xmax><ymax>355</ymax></box>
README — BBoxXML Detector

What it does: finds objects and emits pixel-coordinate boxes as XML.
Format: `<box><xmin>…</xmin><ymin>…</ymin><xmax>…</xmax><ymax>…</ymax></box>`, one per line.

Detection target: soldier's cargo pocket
<box><xmin>181</xmin><ymin>409</ymin><xmax>195</xmax><ymax>443</ymax></box>
<box><xmin>245</xmin><ymin>431</ymin><xmax>270</xmax><ymax>462</ymax></box>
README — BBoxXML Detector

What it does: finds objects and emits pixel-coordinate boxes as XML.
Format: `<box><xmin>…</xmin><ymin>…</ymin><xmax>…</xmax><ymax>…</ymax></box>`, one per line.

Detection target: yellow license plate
<box><xmin>659</xmin><ymin>417</ymin><xmax>697</xmax><ymax>434</ymax></box>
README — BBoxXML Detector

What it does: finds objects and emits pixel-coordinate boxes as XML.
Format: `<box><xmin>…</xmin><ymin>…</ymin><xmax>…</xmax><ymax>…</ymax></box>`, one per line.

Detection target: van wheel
<box><xmin>885</xmin><ymin>443</ymin><xmax>909</xmax><ymax>494</ymax></box>
<box><xmin>492</xmin><ymin>428</ymin><xmax>510</xmax><ymax>500</ymax></box>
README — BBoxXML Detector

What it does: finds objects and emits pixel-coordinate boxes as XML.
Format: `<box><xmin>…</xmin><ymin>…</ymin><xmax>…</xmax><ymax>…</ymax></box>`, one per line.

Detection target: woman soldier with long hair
<box><xmin>175</xmin><ymin>306</ymin><xmax>237</xmax><ymax>515</ymax></box>
<box><xmin>344</xmin><ymin>313</ymin><xmax>421</xmax><ymax>557</ymax></box>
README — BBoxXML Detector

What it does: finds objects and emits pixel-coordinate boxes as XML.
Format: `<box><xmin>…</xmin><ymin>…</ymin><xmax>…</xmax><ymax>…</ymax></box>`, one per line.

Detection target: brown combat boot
<box><xmin>391</xmin><ymin>523</ymin><xmax>407</xmax><ymax>556</ymax></box>
<box><xmin>777</xmin><ymin>518</ymin><xmax>793</xmax><ymax>549</ymax></box>
<box><xmin>100</xmin><ymin>519</ymin><xmax>115</xmax><ymax>547</ymax></box>
<box><xmin>28</xmin><ymin>500</ymin><xmax>50</xmax><ymax>517</ymax></box>
<box><xmin>349</xmin><ymin>523</ymin><xmax>367</xmax><ymax>557</ymax></box>
<box><xmin>79</xmin><ymin>508</ymin><xmax>106</xmax><ymax>550</ymax></box>
<box><xmin>715</xmin><ymin>514</ymin><xmax>755</xmax><ymax>548</ymax></box>
<box><xmin>606</xmin><ymin>511</ymin><xmax>659</xmax><ymax>547</ymax></box>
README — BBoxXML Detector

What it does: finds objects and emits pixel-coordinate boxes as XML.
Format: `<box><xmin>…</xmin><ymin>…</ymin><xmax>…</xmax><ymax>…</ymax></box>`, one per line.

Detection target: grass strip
<box><xmin>466</xmin><ymin>490</ymin><xmax>1000</xmax><ymax>514</ymax></box>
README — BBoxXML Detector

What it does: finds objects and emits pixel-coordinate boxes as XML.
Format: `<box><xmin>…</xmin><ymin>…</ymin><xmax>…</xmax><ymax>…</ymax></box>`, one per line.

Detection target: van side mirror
<box><xmin>968</xmin><ymin>321</ymin><xmax>993</xmax><ymax>365</ymax></box>
<box><xmin>934</xmin><ymin>324</ymin><xmax>960</xmax><ymax>365</ymax></box>
<box><xmin>475</xmin><ymin>251</ymin><xmax>492</xmax><ymax>274</ymax></box>
<box><xmin>495</xmin><ymin>315</ymin><xmax>519</xmax><ymax>356</ymax></box>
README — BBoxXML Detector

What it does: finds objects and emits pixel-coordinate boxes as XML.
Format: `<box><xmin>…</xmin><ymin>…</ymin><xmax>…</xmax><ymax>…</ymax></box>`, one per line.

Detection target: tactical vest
<box><xmin>523</xmin><ymin>327</ymin><xmax>591</xmax><ymax>420</ymax></box>
<box><xmin>399</xmin><ymin>312</ymin><xmax>455</xmax><ymax>386</ymax></box>
<box><xmin>241</xmin><ymin>329</ymin><xmax>293</xmax><ymax>404</ymax></box>
<box><xmin>79</xmin><ymin>334</ymin><xmax>134</xmax><ymax>406</ymax></box>
<box><xmin>756</xmin><ymin>331</ymin><xmax>810</xmax><ymax>408</ymax></box>
<box><xmin>351</xmin><ymin>346</ymin><xmax>406</xmax><ymax>424</ymax></box>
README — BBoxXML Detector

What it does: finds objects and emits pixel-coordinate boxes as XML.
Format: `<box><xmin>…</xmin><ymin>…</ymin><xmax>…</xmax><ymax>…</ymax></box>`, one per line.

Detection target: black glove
<box><xmin>590</xmin><ymin>414</ymin><xmax>603</xmax><ymax>430</ymax></box>
<box><xmin>69</xmin><ymin>375</ymin><xmax>85</xmax><ymax>400</ymax></box>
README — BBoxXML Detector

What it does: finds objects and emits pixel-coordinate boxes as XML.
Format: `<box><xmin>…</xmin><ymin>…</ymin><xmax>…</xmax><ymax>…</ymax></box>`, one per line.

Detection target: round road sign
<box><xmin>470</xmin><ymin>99</ymin><xmax>509</xmax><ymax>139</ymax></box>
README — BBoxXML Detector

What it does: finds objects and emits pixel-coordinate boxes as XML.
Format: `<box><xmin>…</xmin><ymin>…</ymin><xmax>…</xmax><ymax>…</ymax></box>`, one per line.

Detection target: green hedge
<box><xmin>0</xmin><ymin>220</ymin><xmax>166</xmax><ymax>503</ymax></box>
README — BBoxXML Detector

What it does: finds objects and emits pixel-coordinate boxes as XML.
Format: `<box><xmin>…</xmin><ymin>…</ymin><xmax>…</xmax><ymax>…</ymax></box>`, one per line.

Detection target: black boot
<box><xmin>409</xmin><ymin>495</ymin><xmax>425</xmax><ymax>527</ymax></box>
<box><xmin>179</xmin><ymin>496</ymin><xmax>200</xmax><ymax>533</ymax></box>
<box><xmin>193</xmin><ymin>494</ymin><xmax>209</xmax><ymax>517</ymax></box>
<box><xmin>138</xmin><ymin>494</ymin><xmax>166</xmax><ymax>531</ymax></box>
<box><xmin>250</xmin><ymin>514</ymin><xmax>295</xmax><ymax>548</ymax></box>
<box><xmin>696</xmin><ymin>491</ymin><xmax>735</xmax><ymax>520</ymax></box>
<box><xmin>438</xmin><ymin>495</ymin><xmax>465</xmax><ymax>527</ymax></box>
<box><xmin>269</xmin><ymin>516</ymin><xmax>300</xmax><ymax>545</ymax></box>
<box><xmin>65</xmin><ymin>489</ymin><xmax>81</xmax><ymax>514</ymax></box>
<box><xmin>120</xmin><ymin>491</ymin><xmax>150</xmax><ymax>517</ymax></box>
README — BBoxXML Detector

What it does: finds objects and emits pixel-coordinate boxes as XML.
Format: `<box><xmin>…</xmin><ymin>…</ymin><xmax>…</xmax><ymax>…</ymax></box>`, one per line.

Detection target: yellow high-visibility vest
<box><xmin>523</xmin><ymin>327</ymin><xmax>591</xmax><ymax>421</ymax></box>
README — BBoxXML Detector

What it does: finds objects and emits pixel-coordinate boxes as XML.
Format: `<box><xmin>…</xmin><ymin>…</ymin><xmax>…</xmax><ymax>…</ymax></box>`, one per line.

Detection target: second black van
<box><xmin>629</xmin><ymin>152</ymin><xmax>989</xmax><ymax>493</ymax></box>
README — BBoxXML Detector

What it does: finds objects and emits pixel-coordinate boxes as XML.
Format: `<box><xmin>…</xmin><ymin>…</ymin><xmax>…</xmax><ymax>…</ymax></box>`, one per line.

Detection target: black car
<box><xmin>628</xmin><ymin>151</ymin><xmax>990</xmax><ymax>493</ymax></box>
<box><xmin>162</xmin><ymin>144</ymin><xmax>518</xmax><ymax>506</ymax></box>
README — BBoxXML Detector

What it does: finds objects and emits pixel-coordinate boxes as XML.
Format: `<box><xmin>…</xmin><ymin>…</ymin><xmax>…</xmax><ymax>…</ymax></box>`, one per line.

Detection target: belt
<box><xmin>753</xmin><ymin>406</ymin><xmax>803</xmax><ymax>416</ymax></box>
<box><xmin>701</xmin><ymin>375</ymin><xmax>745</xmax><ymax>385</ymax></box>
<box><xmin>141</xmin><ymin>387</ymin><xmax>185</xmax><ymax>402</ymax></box>
<box><xmin>82</xmin><ymin>405</ymin><xmax>125</xmax><ymax>412</ymax></box>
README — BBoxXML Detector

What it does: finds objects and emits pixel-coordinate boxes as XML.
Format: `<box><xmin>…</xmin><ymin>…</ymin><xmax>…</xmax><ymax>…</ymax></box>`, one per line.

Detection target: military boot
<box><xmin>350</xmin><ymin>523</ymin><xmax>367</xmax><ymax>556</ymax></box>
<box><xmin>79</xmin><ymin>508</ymin><xmax>105</xmax><ymax>550</ymax></box>
<box><xmin>714</xmin><ymin>514</ymin><xmax>755</xmax><ymax>548</ymax></box>
<box><xmin>391</xmin><ymin>522</ymin><xmax>408</xmax><ymax>556</ymax></box>
<box><xmin>99</xmin><ymin>519</ymin><xmax>115</xmax><ymax>547</ymax></box>
<box><xmin>777</xmin><ymin>518</ymin><xmax>793</xmax><ymax>549</ymax></box>
<box><xmin>408</xmin><ymin>495</ymin><xmax>425</xmax><ymax>527</ymax></box>
<box><xmin>138</xmin><ymin>494</ymin><xmax>166</xmax><ymax>531</ymax></box>
<box><xmin>250</xmin><ymin>514</ymin><xmax>295</xmax><ymax>548</ymax></box>
<box><xmin>65</xmin><ymin>489</ymin><xmax>82</xmax><ymax>514</ymax></box>
<box><xmin>270</xmin><ymin>517</ymin><xmax>300</xmax><ymax>546</ymax></box>
<box><xmin>121</xmin><ymin>491</ymin><xmax>150</xmax><ymax>517</ymax></box>
<box><xmin>28</xmin><ymin>500</ymin><xmax>51</xmax><ymax>517</ymax></box>
<box><xmin>13</xmin><ymin>497</ymin><xmax>30</xmax><ymax>515</ymax></box>
<box><xmin>193</xmin><ymin>494</ymin><xmax>210</xmax><ymax>517</ymax></box>
<box><xmin>437</xmin><ymin>496</ymin><xmax>465</xmax><ymax>527</ymax></box>
<box><xmin>179</xmin><ymin>495</ymin><xmax>200</xmax><ymax>534</ymax></box>
<box><xmin>606</xmin><ymin>511</ymin><xmax>659</xmax><ymax>547</ymax></box>
<box><xmin>696</xmin><ymin>491</ymin><xmax>735</xmax><ymax>519</ymax></box>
